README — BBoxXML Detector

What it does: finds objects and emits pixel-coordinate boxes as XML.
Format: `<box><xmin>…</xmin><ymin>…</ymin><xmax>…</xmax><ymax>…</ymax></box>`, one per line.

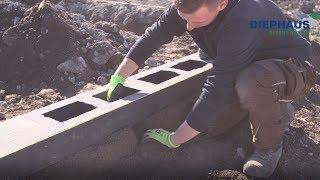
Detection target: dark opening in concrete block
<box><xmin>138</xmin><ymin>70</ymin><xmax>179</xmax><ymax>84</ymax></box>
<box><xmin>171</xmin><ymin>60</ymin><xmax>207</xmax><ymax>71</ymax></box>
<box><xmin>93</xmin><ymin>86</ymin><xmax>139</xmax><ymax>102</ymax></box>
<box><xmin>43</xmin><ymin>101</ymin><xmax>97</xmax><ymax>122</ymax></box>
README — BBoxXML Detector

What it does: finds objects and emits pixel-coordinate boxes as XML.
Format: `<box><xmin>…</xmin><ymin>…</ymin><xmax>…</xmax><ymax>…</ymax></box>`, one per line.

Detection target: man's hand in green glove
<box><xmin>143</xmin><ymin>128</ymin><xmax>180</xmax><ymax>148</ymax></box>
<box><xmin>107</xmin><ymin>74</ymin><xmax>126</xmax><ymax>102</ymax></box>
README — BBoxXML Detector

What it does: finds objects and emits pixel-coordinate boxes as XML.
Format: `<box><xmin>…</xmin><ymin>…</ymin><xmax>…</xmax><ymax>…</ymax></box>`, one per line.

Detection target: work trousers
<box><xmin>187</xmin><ymin>51</ymin><xmax>317</xmax><ymax>149</ymax></box>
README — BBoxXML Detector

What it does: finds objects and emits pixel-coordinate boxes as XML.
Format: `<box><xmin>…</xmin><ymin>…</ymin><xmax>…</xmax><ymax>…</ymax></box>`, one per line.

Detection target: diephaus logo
<box><xmin>249</xmin><ymin>12</ymin><xmax>319</xmax><ymax>30</ymax></box>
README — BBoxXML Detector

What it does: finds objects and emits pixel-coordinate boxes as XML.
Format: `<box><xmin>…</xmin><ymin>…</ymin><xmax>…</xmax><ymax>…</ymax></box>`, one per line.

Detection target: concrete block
<box><xmin>0</xmin><ymin>53</ymin><xmax>213</xmax><ymax>177</ymax></box>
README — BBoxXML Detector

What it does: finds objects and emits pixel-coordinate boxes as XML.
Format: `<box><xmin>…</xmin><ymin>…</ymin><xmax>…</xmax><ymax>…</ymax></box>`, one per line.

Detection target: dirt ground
<box><xmin>0</xmin><ymin>0</ymin><xmax>320</xmax><ymax>179</ymax></box>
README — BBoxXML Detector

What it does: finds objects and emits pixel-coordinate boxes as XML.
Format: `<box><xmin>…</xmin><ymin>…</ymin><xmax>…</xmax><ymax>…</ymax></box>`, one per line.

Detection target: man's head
<box><xmin>173</xmin><ymin>0</ymin><xmax>229</xmax><ymax>31</ymax></box>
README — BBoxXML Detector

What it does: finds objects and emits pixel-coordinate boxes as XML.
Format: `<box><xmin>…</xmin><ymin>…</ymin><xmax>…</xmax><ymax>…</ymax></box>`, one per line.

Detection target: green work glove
<box><xmin>107</xmin><ymin>74</ymin><xmax>126</xmax><ymax>102</ymax></box>
<box><xmin>143</xmin><ymin>128</ymin><xmax>180</xmax><ymax>148</ymax></box>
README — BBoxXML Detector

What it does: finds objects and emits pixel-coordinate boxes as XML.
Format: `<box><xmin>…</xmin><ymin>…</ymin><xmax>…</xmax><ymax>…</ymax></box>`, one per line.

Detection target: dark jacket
<box><xmin>125</xmin><ymin>0</ymin><xmax>311</xmax><ymax>128</ymax></box>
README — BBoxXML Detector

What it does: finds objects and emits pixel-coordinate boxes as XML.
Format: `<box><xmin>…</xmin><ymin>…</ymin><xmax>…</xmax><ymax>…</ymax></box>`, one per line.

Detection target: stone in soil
<box><xmin>144</xmin><ymin>57</ymin><xmax>157</xmax><ymax>67</ymax></box>
<box><xmin>5</xmin><ymin>94</ymin><xmax>21</xmax><ymax>104</ymax></box>
<box><xmin>57</xmin><ymin>56</ymin><xmax>90</xmax><ymax>75</ymax></box>
<box><xmin>0</xmin><ymin>112</ymin><xmax>5</xmax><ymax>121</ymax></box>
<box><xmin>0</xmin><ymin>89</ymin><xmax>5</xmax><ymax>98</ymax></box>
<box><xmin>97</xmin><ymin>76</ymin><xmax>108</xmax><ymax>85</ymax></box>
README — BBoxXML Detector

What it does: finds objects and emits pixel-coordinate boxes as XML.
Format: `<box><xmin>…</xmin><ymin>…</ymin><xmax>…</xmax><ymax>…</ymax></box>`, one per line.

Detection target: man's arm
<box><xmin>115</xmin><ymin>5</ymin><xmax>187</xmax><ymax>76</ymax></box>
<box><xmin>107</xmin><ymin>5</ymin><xmax>186</xmax><ymax>101</ymax></box>
<box><xmin>185</xmin><ymin>19</ymin><xmax>261</xmax><ymax>132</ymax></box>
<box><xmin>114</xmin><ymin>57</ymin><xmax>139</xmax><ymax>78</ymax></box>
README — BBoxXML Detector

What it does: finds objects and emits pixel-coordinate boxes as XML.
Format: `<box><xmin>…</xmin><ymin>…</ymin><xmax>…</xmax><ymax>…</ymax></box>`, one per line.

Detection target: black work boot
<box><xmin>243</xmin><ymin>146</ymin><xmax>282</xmax><ymax>177</ymax></box>
<box><xmin>242</xmin><ymin>104</ymin><xmax>290</xmax><ymax>177</ymax></box>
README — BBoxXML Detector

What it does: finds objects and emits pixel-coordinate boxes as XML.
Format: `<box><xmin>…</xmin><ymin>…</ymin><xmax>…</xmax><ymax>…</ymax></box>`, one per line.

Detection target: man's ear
<box><xmin>217</xmin><ymin>0</ymin><xmax>228</xmax><ymax>11</ymax></box>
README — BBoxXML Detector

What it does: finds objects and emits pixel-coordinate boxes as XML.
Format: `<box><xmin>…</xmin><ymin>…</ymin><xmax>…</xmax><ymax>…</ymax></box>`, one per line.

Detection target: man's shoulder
<box><xmin>227</xmin><ymin>0</ymin><xmax>284</xmax><ymax>20</ymax></box>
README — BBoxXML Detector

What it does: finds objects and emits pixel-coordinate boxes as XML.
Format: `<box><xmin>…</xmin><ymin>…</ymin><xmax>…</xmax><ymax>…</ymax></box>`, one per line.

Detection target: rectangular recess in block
<box><xmin>171</xmin><ymin>60</ymin><xmax>207</xmax><ymax>71</ymax></box>
<box><xmin>93</xmin><ymin>86</ymin><xmax>139</xmax><ymax>102</ymax></box>
<box><xmin>43</xmin><ymin>101</ymin><xmax>96</xmax><ymax>122</ymax></box>
<box><xmin>138</xmin><ymin>70</ymin><xmax>179</xmax><ymax>84</ymax></box>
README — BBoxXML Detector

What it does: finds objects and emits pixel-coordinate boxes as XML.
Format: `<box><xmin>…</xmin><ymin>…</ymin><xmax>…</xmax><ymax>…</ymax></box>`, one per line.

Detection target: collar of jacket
<box><xmin>204</xmin><ymin>0</ymin><xmax>240</xmax><ymax>32</ymax></box>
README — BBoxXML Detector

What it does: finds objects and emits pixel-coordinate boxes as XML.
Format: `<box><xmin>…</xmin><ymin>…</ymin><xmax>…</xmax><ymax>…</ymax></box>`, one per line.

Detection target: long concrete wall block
<box><xmin>0</xmin><ymin>53</ymin><xmax>213</xmax><ymax>177</ymax></box>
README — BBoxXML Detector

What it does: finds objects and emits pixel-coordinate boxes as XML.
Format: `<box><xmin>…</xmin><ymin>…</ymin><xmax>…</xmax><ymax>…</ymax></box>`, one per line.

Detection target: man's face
<box><xmin>177</xmin><ymin>0</ymin><xmax>228</xmax><ymax>31</ymax></box>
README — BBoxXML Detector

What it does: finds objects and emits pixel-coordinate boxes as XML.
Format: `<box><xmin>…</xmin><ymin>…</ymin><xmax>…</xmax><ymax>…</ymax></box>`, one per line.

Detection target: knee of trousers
<box><xmin>235</xmin><ymin>61</ymin><xmax>285</xmax><ymax>107</ymax></box>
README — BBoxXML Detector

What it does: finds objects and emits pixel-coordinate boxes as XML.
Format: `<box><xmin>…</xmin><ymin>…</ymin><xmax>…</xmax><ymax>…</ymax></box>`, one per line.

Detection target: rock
<box><xmin>95</xmin><ymin>21</ymin><xmax>120</xmax><ymax>34</ymax></box>
<box><xmin>5</xmin><ymin>94</ymin><xmax>21</xmax><ymax>104</ymax></box>
<box><xmin>0</xmin><ymin>90</ymin><xmax>6</xmax><ymax>97</ymax></box>
<box><xmin>81</xmin><ymin>47</ymin><xmax>87</xmax><ymax>54</ymax></box>
<box><xmin>70</xmin><ymin>13</ymin><xmax>85</xmax><ymax>24</ymax></box>
<box><xmin>57</xmin><ymin>57</ymin><xmax>89</xmax><ymax>75</ymax></box>
<box><xmin>77</xmin><ymin>57</ymin><xmax>87</xmax><ymax>66</ymax></box>
<box><xmin>33</xmin><ymin>88</ymin><xmax>40</xmax><ymax>92</ymax></box>
<box><xmin>0</xmin><ymin>113</ymin><xmax>5</xmax><ymax>121</ymax></box>
<box><xmin>37</xmin><ymin>89</ymin><xmax>56</xmax><ymax>97</ymax></box>
<box><xmin>88</xmin><ymin>41</ymin><xmax>117</xmax><ymax>66</ymax></box>
<box><xmin>68</xmin><ymin>75</ymin><xmax>76</xmax><ymax>84</ymax></box>
<box><xmin>97</xmin><ymin>76</ymin><xmax>108</xmax><ymax>85</ymax></box>
<box><xmin>6</xmin><ymin>2</ymin><xmax>21</xmax><ymax>12</ymax></box>
<box><xmin>108</xmin><ymin>52</ymin><xmax>123</xmax><ymax>68</ymax></box>
<box><xmin>0</xmin><ymin>101</ymin><xmax>7</xmax><ymax>108</ymax></box>
<box><xmin>78</xmin><ymin>81</ymin><xmax>85</xmax><ymax>86</ymax></box>
<box><xmin>13</xmin><ymin>17</ymin><xmax>20</xmax><ymax>26</ymax></box>
<box><xmin>121</xmin><ymin>31</ymin><xmax>139</xmax><ymax>47</ymax></box>
<box><xmin>87</xmin><ymin>2</ymin><xmax>164</xmax><ymax>34</ymax></box>
<box><xmin>107</xmin><ymin>69</ymin><xmax>114</xmax><ymax>75</ymax></box>
<box><xmin>144</xmin><ymin>57</ymin><xmax>157</xmax><ymax>67</ymax></box>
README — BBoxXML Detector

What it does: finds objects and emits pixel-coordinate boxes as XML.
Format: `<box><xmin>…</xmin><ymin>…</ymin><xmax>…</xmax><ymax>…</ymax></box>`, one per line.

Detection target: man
<box><xmin>106</xmin><ymin>0</ymin><xmax>317</xmax><ymax>177</ymax></box>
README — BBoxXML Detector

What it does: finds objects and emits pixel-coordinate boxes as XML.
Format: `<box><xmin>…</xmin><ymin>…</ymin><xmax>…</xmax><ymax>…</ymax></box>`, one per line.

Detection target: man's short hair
<box><xmin>173</xmin><ymin>0</ymin><xmax>217</xmax><ymax>14</ymax></box>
